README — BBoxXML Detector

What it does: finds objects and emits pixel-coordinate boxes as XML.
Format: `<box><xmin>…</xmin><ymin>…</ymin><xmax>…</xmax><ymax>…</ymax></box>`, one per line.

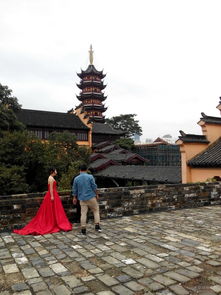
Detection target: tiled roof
<box><xmin>95</xmin><ymin>144</ymin><xmax>117</xmax><ymax>153</ymax></box>
<box><xmin>89</xmin><ymin>158</ymin><xmax>117</xmax><ymax>171</ymax></box>
<box><xmin>92</xmin><ymin>122</ymin><xmax>125</xmax><ymax>135</ymax></box>
<box><xmin>90</xmin><ymin>153</ymin><xmax>106</xmax><ymax>162</ymax></box>
<box><xmin>178</xmin><ymin>130</ymin><xmax>209</xmax><ymax>143</ymax></box>
<box><xmin>16</xmin><ymin>109</ymin><xmax>89</xmax><ymax>130</ymax></box>
<box><xmin>104</xmin><ymin>150</ymin><xmax>147</xmax><ymax>163</ymax></box>
<box><xmin>200</xmin><ymin>113</ymin><xmax>221</xmax><ymax>125</ymax></box>
<box><xmin>188</xmin><ymin>137</ymin><xmax>221</xmax><ymax>167</ymax></box>
<box><xmin>95</xmin><ymin>165</ymin><xmax>181</xmax><ymax>183</ymax></box>
<box><xmin>92</xmin><ymin>141</ymin><xmax>112</xmax><ymax>149</ymax></box>
<box><xmin>77</xmin><ymin>65</ymin><xmax>106</xmax><ymax>78</ymax></box>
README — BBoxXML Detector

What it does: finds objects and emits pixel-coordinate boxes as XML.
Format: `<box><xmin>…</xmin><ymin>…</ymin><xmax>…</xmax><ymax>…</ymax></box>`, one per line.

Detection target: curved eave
<box><xmin>78</xmin><ymin>73</ymin><xmax>106</xmax><ymax>79</ymax></box>
<box><xmin>77</xmin><ymin>65</ymin><xmax>106</xmax><ymax>79</ymax></box>
<box><xmin>90</xmin><ymin>116</ymin><xmax>105</xmax><ymax>123</ymax></box>
<box><xmin>77</xmin><ymin>82</ymin><xmax>106</xmax><ymax>90</ymax></box>
<box><xmin>83</xmin><ymin>105</ymin><xmax>107</xmax><ymax>112</ymax></box>
<box><xmin>77</xmin><ymin>93</ymin><xmax>107</xmax><ymax>101</ymax></box>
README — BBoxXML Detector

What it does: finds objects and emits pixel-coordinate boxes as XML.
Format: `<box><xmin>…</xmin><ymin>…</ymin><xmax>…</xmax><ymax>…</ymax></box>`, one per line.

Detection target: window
<box><xmin>76</xmin><ymin>132</ymin><xmax>88</xmax><ymax>141</ymax></box>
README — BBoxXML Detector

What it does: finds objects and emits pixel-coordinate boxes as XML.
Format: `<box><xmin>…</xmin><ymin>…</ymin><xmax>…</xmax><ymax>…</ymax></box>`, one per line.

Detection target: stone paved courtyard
<box><xmin>1</xmin><ymin>206</ymin><xmax>221</xmax><ymax>295</ymax></box>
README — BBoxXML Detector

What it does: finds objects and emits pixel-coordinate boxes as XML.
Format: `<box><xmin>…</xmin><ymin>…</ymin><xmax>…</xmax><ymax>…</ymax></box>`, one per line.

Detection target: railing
<box><xmin>1</xmin><ymin>182</ymin><xmax>221</xmax><ymax>232</ymax></box>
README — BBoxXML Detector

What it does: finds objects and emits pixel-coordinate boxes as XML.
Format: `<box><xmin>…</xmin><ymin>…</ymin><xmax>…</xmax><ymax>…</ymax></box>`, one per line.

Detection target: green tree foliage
<box><xmin>0</xmin><ymin>130</ymin><xmax>91</xmax><ymax>194</ymax></box>
<box><xmin>0</xmin><ymin>84</ymin><xmax>24</xmax><ymax>132</ymax></box>
<box><xmin>0</xmin><ymin>85</ymin><xmax>91</xmax><ymax>195</ymax></box>
<box><xmin>106</xmin><ymin>114</ymin><xmax>142</xmax><ymax>138</ymax></box>
<box><xmin>0</xmin><ymin>165</ymin><xmax>28</xmax><ymax>195</ymax></box>
<box><xmin>115</xmin><ymin>137</ymin><xmax>135</xmax><ymax>151</ymax></box>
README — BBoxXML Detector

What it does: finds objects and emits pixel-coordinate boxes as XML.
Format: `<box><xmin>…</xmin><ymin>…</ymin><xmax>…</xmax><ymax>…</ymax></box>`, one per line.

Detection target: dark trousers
<box><xmin>73</xmin><ymin>199</ymin><xmax>81</xmax><ymax>223</ymax></box>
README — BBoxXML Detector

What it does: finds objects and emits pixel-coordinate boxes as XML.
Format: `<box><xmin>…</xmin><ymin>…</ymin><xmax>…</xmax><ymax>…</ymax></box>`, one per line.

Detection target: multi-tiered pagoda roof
<box><xmin>76</xmin><ymin>46</ymin><xmax>107</xmax><ymax>123</ymax></box>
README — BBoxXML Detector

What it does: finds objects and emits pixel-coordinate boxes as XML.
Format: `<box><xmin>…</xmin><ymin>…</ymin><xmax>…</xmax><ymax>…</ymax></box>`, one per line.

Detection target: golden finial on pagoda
<box><xmin>89</xmin><ymin>45</ymin><xmax>94</xmax><ymax>65</ymax></box>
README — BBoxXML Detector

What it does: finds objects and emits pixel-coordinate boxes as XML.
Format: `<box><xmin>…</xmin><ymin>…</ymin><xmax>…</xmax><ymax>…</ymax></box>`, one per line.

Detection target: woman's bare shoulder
<box><xmin>48</xmin><ymin>175</ymin><xmax>54</xmax><ymax>184</ymax></box>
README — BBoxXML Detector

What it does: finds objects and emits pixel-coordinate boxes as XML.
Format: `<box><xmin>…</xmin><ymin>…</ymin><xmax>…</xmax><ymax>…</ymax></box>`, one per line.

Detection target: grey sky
<box><xmin>0</xmin><ymin>0</ymin><xmax>221</xmax><ymax>142</ymax></box>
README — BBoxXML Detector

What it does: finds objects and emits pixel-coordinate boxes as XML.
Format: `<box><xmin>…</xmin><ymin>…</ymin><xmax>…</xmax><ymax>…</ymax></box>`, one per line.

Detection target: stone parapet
<box><xmin>1</xmin><ymin>183</ymin><xmax>221</xmax><ymax>232</ymax></box>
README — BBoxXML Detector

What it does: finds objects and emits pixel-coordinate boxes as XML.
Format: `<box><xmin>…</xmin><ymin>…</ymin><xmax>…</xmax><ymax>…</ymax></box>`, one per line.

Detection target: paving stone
<box><xmin>73</xmin><ymin>286</ymin><xmax>90</xmax><ymax>293</ymax></box>
<box><xmin>96</xmin><ymin>292</ymin><xmax>115</xmax><ymax>295</ymax></box>
<box><xmin>11</xmin><ymin>283</ymin><xmax>29</xmax><ymax>292</ymax></box>
<box><xmin>38</xmin><ymin>267</ymin><xmax>54</xmax><ymax>277</ymax></box>
<box><xmin>12</xmin><ymin>291</ymin><xmax>32</xmax><ymax>295</ymax></box>
<box><xmin>116</xmin><ymin>274</ymin><xmax>131</xmax><ymax>283</ymax></box>
<box><xmin>124</xmin><ymin>280</ymin><xmax>145</xmax><ymax>291</ymax></box>
<box><xmin>97</xmin><ymin>274</ymin><xmax>119</xmax><ymax>286</ymax></box>
<box><xmin>121</xmin><ymin>266</ymin><xmax>143</xmax><ymax>279</ymax></box>
<box><xmin>152</xmin><ymin>274</ymin><xmax>176</xmax><ymax>286</ymax></box>
<box><xmin>155</xmin><ymin>290</ymin><xmax>175</xmax><ymax>295</ymax></box>
<box><xmin>209</xmin><ymin>276</ymin><xmax>221</xmax><ymax>284</ymax></box>
<box><xmin>21</xmin><ymin>267</ymin><xmax>39</xmax><ymax>279</ymax></box>
<box><xmin>137</xmin><ymin>257</ymin><xmax>159</xmax><ymax>268</ymax></box>
<box><xmin>61</xmin><ymin>275</ymin><xmax>83</xmax><ymax>288</ymax></box>
<box><xmin>210</xmin><ymin>285</ymin><xmax>221</xmax><ymax>293</ymax></box>
<box><xmin>54</xmin><ymin>285</ymin><xmax>71</xmax><ymax>295</ymax></box>
<box><xmin>148</xmin><ymin>282</ymin><xmax>164</xmax><ymax>291</ymax></box>
<box><xmin>36</xmin><ymin>291</ymin><xmax>53</xmax><ymax>295</ymax></box>
<box><xmin>176</xmin><ymin>268</ymin><xmax>200</xmax><ymax>279</ymax></box>
<box><xmin>111</xmin><ymin>284</ymin><xmax>134</xmax><ymax>295</ymax></box>
<box><xmin>88</xmin><ymin>267</ymin><xmax>104</xmax><ymax>274</ymax></box>
<box><xmin>164</xmin><ymin>271</ymin><xmax>190</xmax><ymax>283</ymax></box>
<box><xmin>207</xmin><ymin>260</ymin><xmax>221</xmax><ymax>266</ymax></box>
<box><xmin>3</xmin><ymin>264</ymin><xmax>19</xmax><ymax>273</ymax></box>
<box><xmin>81</xmin><ymin>275</ymin><xmax>95</xmax><ymax>281</ymax></box>
<box><xmin>169</xmin><ymin>284</ymin><xmax>189</xmax><ymax>295</ymax></box>
<box><xmin>31</xmin><ymin>282</ymin><xmax>48</xmax><ymax>292</ymax></box>
<box><xmin>49</xmin><ymin>262</ymin><xmax>67</xmax><ymax>273</ymax></box>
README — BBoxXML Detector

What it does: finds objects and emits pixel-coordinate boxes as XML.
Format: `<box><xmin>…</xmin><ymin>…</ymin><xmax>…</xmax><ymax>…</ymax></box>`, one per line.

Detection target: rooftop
<box><xmin>16</xmin><ymin>109</ymin><xmax>89</xmax><ymax>130</ymax></box>
<box><xmin>92</xmin><ymin>123</ymin><xmax>125</xmax><ymax>135</ymax></box>
<box><xmin>178</xmin><ymin>131</ymin><xmax>209</xmax><ymax>143</ymax></box>
<box><xmin>95</xmin><ymin>165</ymin><xmax>181</xmax><ymax>183</ymax></box>
<box><xmin>188</xmin><ymin>137</ymin><xmax>221</xmax><ymax>167</ymax></box>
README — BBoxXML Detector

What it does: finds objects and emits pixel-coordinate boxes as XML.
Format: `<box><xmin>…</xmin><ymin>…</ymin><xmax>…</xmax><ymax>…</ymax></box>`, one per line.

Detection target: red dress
<box><xmin>13</xmin><ymin>181</ymin><xmax>72</xmax><ymax>235</ymax></box>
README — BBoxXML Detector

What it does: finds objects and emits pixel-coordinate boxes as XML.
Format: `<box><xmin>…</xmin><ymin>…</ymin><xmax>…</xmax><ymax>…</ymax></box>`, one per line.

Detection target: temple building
<box><xmin>89</xmin><ymin>141</ymin><xmax>181</xmax><ymax>187</ymax></box>
<box><xmin>176</xmin><ymin>99</ymin><xmax>221</xmax><ymax>183</ymax></box>
<box><xmin>16</xmin><ymin>46</ymin><xmax>124</xmax><ymax>147</ymax></box>
<box><xmin>75</xmin><ymin>45</ymin><xmax>107</xmax><ymax>123</ymax></box>
<box><xmin>73</xmin><ymin>45</ymin><xmax>124</xmax><ymax>145</ymax></box>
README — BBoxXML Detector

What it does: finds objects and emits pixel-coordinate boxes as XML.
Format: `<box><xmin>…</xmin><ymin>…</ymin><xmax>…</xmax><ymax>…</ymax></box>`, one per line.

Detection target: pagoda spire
<box><xmin>89</xmin><ymin>45</ymin><xmax>94</xmax><ymax>65</ymax></box>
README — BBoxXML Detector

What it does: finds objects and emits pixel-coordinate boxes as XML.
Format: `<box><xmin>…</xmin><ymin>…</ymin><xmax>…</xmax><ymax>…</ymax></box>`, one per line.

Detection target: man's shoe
<box><xmin>81</xmin><ymin>228</ymin><xmax>86</xmax><ymax>235</ymax></box>
<box><xmin>95</xmin><ymin>224</ymin><xmax>102</xmax><ymax>232</ymax></box>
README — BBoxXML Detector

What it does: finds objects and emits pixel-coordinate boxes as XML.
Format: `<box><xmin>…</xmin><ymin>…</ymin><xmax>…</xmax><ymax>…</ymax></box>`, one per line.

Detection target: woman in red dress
<box><xmin>13</xmin><ymin>168</ymin><xmax>72</xmax><ymax>235</ymax></box>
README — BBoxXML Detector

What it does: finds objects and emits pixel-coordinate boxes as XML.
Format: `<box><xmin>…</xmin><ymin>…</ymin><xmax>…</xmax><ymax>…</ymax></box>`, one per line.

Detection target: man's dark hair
<box><xmin>79</xmin><ymin>164</ymin><xmax>87</xmax><ymax>171</ymax></box>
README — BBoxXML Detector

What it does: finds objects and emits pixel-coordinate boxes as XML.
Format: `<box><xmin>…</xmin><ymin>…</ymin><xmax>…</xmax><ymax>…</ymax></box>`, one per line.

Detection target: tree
<box><xmin>106</xmin><ymin>114</ymin><xmax>142</xmax><ymax>138</ymax></box>
<box><xmin>0</xmin><ymin>84</ymin><xmax>24</xmax><ymax>132</ymax></box>
<box><xmin>115</xmin><ymin>138</ymin><xmax>135</xmax><ymax>151</ymax></box>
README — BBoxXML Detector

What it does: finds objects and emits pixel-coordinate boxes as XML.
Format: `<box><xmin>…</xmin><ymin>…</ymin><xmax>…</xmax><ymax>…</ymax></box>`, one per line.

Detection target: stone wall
<box><xmin>1</xmin><ymin>182</ymin><xmax>221</xmax><ymax>232</ymax></box>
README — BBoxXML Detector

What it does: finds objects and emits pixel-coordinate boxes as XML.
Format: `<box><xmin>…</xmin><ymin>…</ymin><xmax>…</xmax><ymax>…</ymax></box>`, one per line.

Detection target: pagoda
<box><xmin>76</xmin><ymin>45</ymin><xmax>107</xmax><ymax>123</ymax></box>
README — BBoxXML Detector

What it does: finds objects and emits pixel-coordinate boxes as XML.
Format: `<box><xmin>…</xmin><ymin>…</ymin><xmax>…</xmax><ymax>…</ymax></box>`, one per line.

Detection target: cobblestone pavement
<box><xmin>2</xmin><ymin>206</ymin><xmax>221</xmax><ymax>295</ymax></box>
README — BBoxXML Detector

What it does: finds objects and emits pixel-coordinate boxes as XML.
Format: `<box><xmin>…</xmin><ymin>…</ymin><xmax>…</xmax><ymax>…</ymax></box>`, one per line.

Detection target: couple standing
<box><xmin>13</xmin><ymin>164</ymin><xmax>101</xmax><ymax>236</ymax></box>
<box><xmin>72</xmin><ymin>164</ymin><xmax>101</xmax><ymax>235</ymax></box>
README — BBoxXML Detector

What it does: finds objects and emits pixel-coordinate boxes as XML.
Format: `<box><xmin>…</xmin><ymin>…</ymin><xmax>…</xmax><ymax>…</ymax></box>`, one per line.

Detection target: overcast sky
<box><xmin>0</xmin><ymin>0</ymin><xmax>221</xmax><ymax>142</ymax></box>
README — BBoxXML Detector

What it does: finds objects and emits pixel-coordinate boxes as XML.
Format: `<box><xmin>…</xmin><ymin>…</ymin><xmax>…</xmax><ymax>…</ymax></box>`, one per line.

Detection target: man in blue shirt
<box><xmin>72</xmin><ymin>164</ymin><xmax>101</xmax><ymax>235</ymax></box>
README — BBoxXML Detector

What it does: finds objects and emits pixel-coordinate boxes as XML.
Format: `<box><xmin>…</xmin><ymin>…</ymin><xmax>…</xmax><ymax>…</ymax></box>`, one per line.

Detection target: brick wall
<box><xmin>1</xmin><ymin>182</ymin><xmax>221</xmax><ymax>232</ymax></box>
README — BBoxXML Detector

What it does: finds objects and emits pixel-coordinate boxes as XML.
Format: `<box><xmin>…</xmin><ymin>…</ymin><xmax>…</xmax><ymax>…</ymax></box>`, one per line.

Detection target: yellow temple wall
<box><xmin>190</xmin><ymin>168</ymin><xmax>221</xmax><ymax>183</ymax></box>
<box><xmin>198</xmin><ymin>122</ymin><xmax>221</xmax><ymax>143</ymax></box>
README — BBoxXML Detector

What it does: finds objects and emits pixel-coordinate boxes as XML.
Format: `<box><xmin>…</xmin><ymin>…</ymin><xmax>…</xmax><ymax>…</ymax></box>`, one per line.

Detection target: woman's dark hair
<box><xmin>49</xmin><ymin>168</ymin><xmax>56</xmax><ymax>174</ymax></box>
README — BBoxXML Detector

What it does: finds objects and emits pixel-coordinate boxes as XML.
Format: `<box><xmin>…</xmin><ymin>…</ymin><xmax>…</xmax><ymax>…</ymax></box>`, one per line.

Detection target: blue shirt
<box><xmin>72</xmin><ymin>172</ymin><xmax>97</xmax><ymax>201</ymax></box>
